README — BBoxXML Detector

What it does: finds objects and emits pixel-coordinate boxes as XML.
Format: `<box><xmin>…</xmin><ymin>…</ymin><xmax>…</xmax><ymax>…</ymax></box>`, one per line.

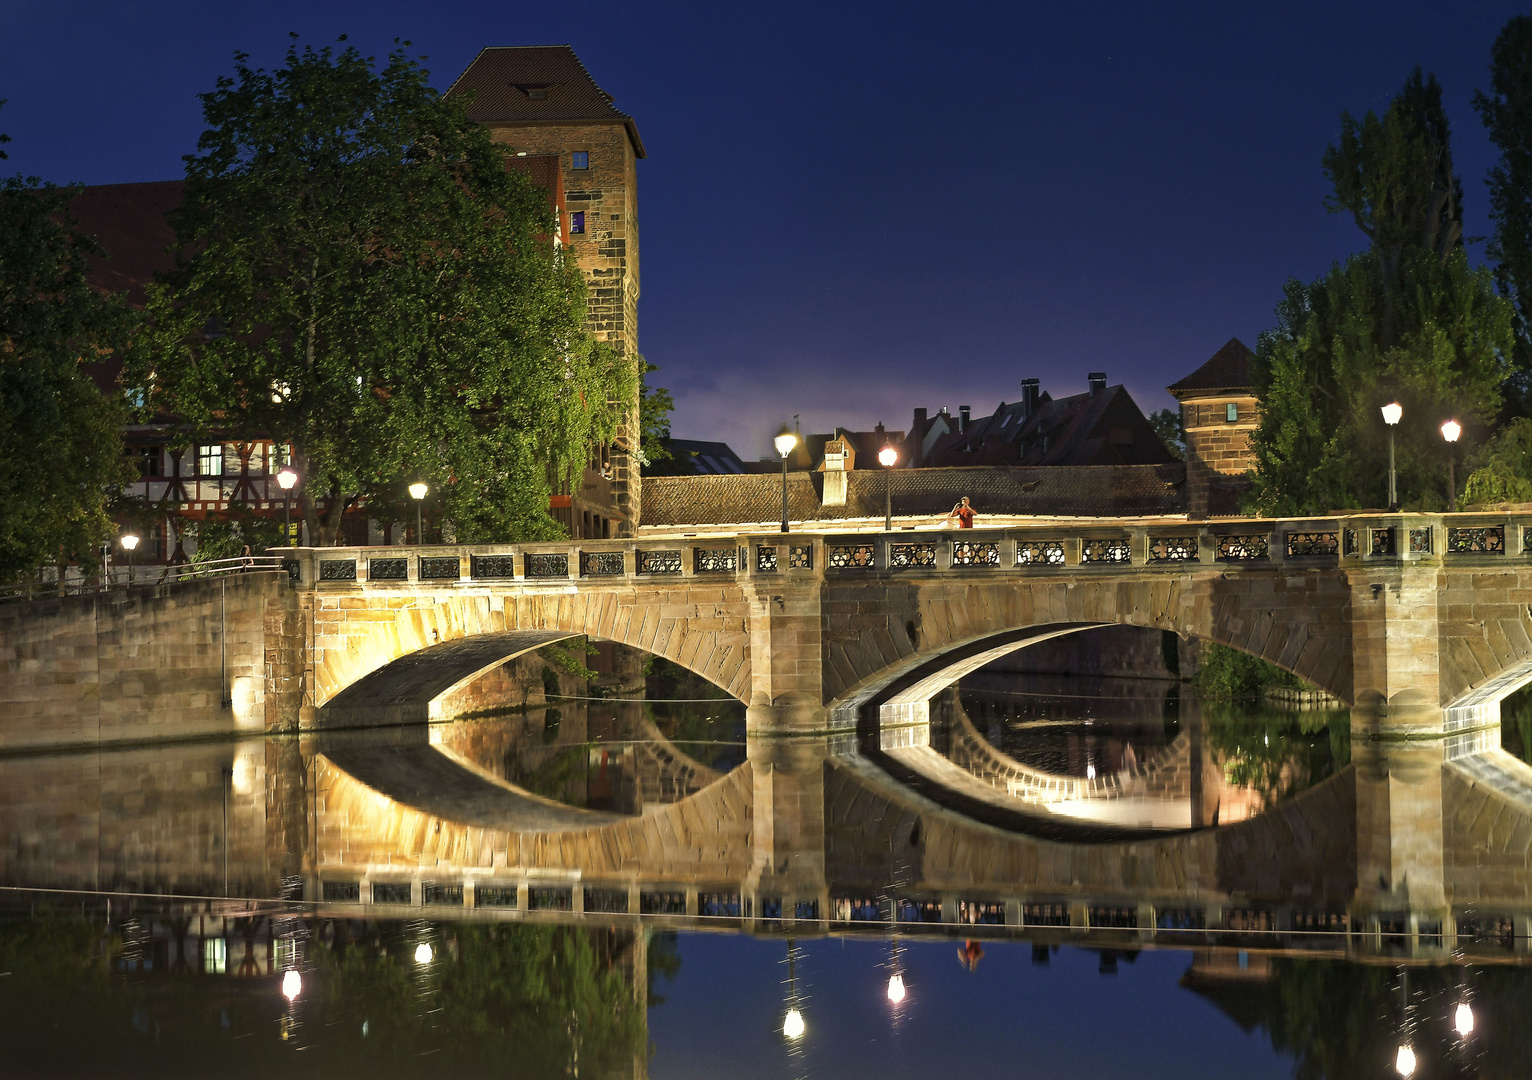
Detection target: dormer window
<box><xmin>571</xmin><ymin>151</ymin><xmax>589</xmax><ymax>170</ymax></box>
<box><xmin>514</xmin><ymin>83</ymin><xmax>554</xmax><ymax>100</ymax></box>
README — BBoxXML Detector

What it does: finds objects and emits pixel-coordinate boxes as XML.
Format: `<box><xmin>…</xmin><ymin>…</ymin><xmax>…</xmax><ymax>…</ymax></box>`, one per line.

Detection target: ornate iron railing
<box><xmin>637</xmin><ymin>550</ymin><xmax>682</xmax><ymax>575</ymax></box>
<box><xmin>1286</xmin><ymin>532</ymin><xmax>1338</xmax><ymax>558</ymax></box>
<box><xmin>787</xmin><ymin>545</ymin><xmax>813</xmax><ymax>569</ymax></box>
<box><xmin>694</xmin><ymin>547</ymin><xmax>737</xmax><ymax>573</ymax></box>
<box><xmin>889</xmin><ymin>542</ymin><xmax>937</xmax><ymax>569</ymax></box>
<box><xmin>1016</xmin><ymin>540</ymin><xmax>1065</xmax><ymax>566</ymax></box>
<box><xmin>319</xmin><ymin>558</ymin><xmax>356</xmax><ymax>581</ymax></box>
<box><xmin>525</xmin><ymin>553</ymin><xmax>569</xmax><ymax>578</ymax></box>
<box><xmin>419</xmin><ymin>556</ymin><xmax>460</xmax><ymax>580</ymax></box>
<box><xmin>580</xmin><ymin>551</ymin><xmax>625</xmax><ymax>576</ymax></box>
<box><xmin>827</xmin><ymin>544</ymin><xmax>875</xmax><ymax>569</ymax></box>
<box><xmin>1447</xmin><ymin>525</ymin><xmax>1504</xmax><ymax>555</ymax></box>
<box><xmin>1148</xmin><ymin>536</ymin><xmax>1197</xmax><ymax>562</ymax></box>
<box><xmin>756</xmin><ymin>545</ymin><xmax>778</xmax><ymax>572</ymax></box>
<box><xmin>1216</xmin><ymin>534</ymin><xmax>1268</xmax><ymax>561</ymax></box>
<box><xmin>471</xmin><ymin>555</ymin><xmax>516</xmax><ymax>579</ymax></box>
<box><xmin>1370</xmin><ymin>528</ymin><xmax>1394</xmax><ymax>557</ymax></box>
<box><xmin>367</xmin><ymin>557</ymin><xmax>407</xmax><ymax>581</ymax></box>
<box><xmin>1408</xmin><ymin>527</ymin><xmax>1432</xmax><ymax>554</ymax></box>
<box><xmin>1081</xmin><ymin>538</ymin><xmax>1131</xmax><ymax>564</ymax></box>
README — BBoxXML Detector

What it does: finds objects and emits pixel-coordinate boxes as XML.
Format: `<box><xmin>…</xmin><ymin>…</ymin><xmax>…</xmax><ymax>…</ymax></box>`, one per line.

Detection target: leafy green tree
<box><xmin>1148</xmin><ymin>407</ymin><xmax>1184</xmax><ymax>459</ymax></box>
<box><xmin>1249</xmin><ymin>71</ymin><xmax>1513</xmax><ymax>514</ymax></box>
<box><xmin>1462</xmin><ymin>415</ymin><xmax>1532</xmax><ymax>503</ymax></box>
<box><xmin>128</xmin><ymin>39</ymin><xmax>635</xmax><ymax>546</ymax></box>
<box><xmin>640</xmin><ymin>359</ymin><xmax>675</xmax><ymax>466</ymax></box>
<box><xmin>0</xmin><ymin>106</ymin><xmax>135</xmax><ymax>582</ymax></box>
<box><xmin>1475</xmin><ymin>14</ymin><xmax>1532</xmax><ymax>393</ymax></box>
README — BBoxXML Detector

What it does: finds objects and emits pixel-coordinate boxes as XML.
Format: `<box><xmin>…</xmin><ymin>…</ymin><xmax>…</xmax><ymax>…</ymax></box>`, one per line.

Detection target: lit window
<box><xmin>571</xmin><ymin>151</ymin><xmax>589</xmax><ymax>170</ymax></box>
<box><xmin>570</xmin><ymin>211</ymin><xmax>585</xmax><ymax>234</ymax></box>
<box><xmin>203</xmin><ymin>938</ymin><xmax>226</xmax><ymax>975</ymax></box>
<box><xmin>1226</xmin><ymin>402</ymin><xmax>1239</xmax><ymax>422</ymax></box>
<box><xmin>198</xmin><ymin>444</ymin><xmax>223</xmax><ymax>477</ymax></box>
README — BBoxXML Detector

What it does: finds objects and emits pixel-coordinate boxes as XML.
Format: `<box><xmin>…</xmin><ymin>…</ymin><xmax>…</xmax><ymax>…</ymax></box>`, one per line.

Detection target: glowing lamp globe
<box><xmin>414</xmin><ymin>943</ymin><xmax>433</xmax><ymax>964</ymax></box>
<box><xmin>1441</xmin><ymin>419</ymin><xmax>1462</xmax><ymax>443</ymax></box>
<box><xmin>886</xmin><ymin>974</ymin><xmax>906</xmax><ymax>1003</ymax></box>
<box><xmin>1454</xmin><ymin>1002</ymin><xmax>1474</xmax><ymax>1036</ymax></box>
<box><xmin>409</xmin><ymin>482</ymin><xmax>429</xmax><ymax>501</ymax></box>
<box><xmin>277</xmin><ymin>467</ymin><xmax>298</xmax><ymax>491</ymax></box>
<box><xmin>282</xmin><ymin>969</ymin><xmax>302</xmax><ymax>1001</ymax></box>
<box><xmin>1381</xmin><ymin>402</ymin><xmax>1403</xmax><ymax>426</ymax></box>
<box><xmin>783</xmin><ymin>1008</ymin><xmax>805</xmax><ymax>1040</ymax></box>
<box><xmin>773</xmin><ymin>425</ymin><xmax>798</xmax><ymax>458</ymax></box>
<box><xmin>878</xmin><ymin>444</ymin><xmax>898</xmax><ymax>468</ymax></box>
<box><xmin>1395</xmin><ymin>1044</ymin><xmax>1416</xmax><ymax>1076</ymax></box>
<box><xmin>120</xmin><ymin>534</ymin><xmax>140</xmax><ymax>552</ymax></box>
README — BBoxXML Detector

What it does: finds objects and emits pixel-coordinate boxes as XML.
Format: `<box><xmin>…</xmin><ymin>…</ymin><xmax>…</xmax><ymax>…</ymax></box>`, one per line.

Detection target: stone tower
<box><xmin>1167</xmin><ymin>338</ymin><xmax>1259</xmax><ymax>516</ymax></box>
<box><xmin>446</xmin><ymin>46</ymin><xmax>646</xmax><ymax>533</ymax></box>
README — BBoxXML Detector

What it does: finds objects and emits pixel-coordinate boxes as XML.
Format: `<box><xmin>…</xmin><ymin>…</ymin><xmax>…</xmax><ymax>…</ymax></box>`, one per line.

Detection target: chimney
<box><xmin>913</xmin><ymin>407</ymin><xmax>927</xmax><ymax>427</ymax></box>
<box><xmin>1020</xmin><ymin>378</ymin><xmax>1040</xmax><ymax>416</ymax></box>
<box><xmin>1088</xmin><ymin>372</ymin><xmax>1107</xmax><ymax>396</ymax></box>
<box><xmin>959</xmin><ymin>405</ymin><xmax>971</xmax><ymax>432</ymax></box>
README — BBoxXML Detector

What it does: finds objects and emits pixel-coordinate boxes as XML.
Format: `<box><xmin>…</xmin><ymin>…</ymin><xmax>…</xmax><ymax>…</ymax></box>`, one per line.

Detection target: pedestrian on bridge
<box><xmin>946</xmin><ymin>497</ymin><xmax>975</xmax><ymax>529</ymax></box>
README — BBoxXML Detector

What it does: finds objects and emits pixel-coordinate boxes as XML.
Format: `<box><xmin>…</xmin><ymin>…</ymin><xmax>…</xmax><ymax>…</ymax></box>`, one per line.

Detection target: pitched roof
<box><xmin>444</xmin><ymin>45</ymin><xmax>645</xmax><ymax>158</ymax></box>
<box><xmin>921</xmin><ymin>385</ymin><xmax>1176</xmax><ymax>468</ymax></box>
<box><xmin>641</xmin><ymin>465</ymin><xmax>1185</xmax><ymax>529</ymax></box>
<box><xmin>1167</xmin><ymin>338</ymin><xmax>1255</xmax><ymax>397</ymax></box>
<box><xmin>70</xmin><ymin>180</ymin><xmax>182</xmax><ymax>305</ymax></box>
<box><xmin>649</xmin><ymin>439</ymin><xmax>751</xmax><ymax>476</ymax></box>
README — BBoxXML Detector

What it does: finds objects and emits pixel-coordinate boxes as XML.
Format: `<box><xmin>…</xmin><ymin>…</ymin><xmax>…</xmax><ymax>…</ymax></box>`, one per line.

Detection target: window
<box><xmin>198</xmin><ymin>444</ymin><xmax>223</xmax><ymax>477</ymax></box>
<box><xmin>136</xmin><ymin>446</ymin><xmax>162</xmax><ymax>477</ymax></box>
<box><xmin>269</xmin><ymin>443</ymin><xmax>292</xmax><ymax>473</ymax></box>
<box><xmin>571</xmin><ymin>151</ymin><xmax>589</xmax><ymax>170</ymax></box>
<box><xmin>1226</xmin><ymin>402</ymin><xmax>1239</xmax><ymax>422</ymax></box>
<box><xmin>570</xmin><ymin>211</ymin><xmax>585</xmax><ymax>235</ymax></box>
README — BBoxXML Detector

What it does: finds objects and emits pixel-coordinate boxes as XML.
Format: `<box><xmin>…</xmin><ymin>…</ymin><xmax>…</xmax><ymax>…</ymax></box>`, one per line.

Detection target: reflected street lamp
<box><xmin>1441</xmin><ymin>419</ymin><xmax>1462</xmax><ymax>512</ymax></box>
<box><xmin>120</xmin><ymin>532</ymin><xmax>139</xmax><ymax>586</ymax></box>
<box><xmin>1454</xmin><ymin>1001</ymin><xmax>1475</xmax><ymax>1037</ymax></box>
<box><xmin>878</xmin><ymin>442</ymin><xmax>898</xmax><ymax>530</ymax></box>
<box><xmin>773</xmin><ymin>425</ymin><xmax>798</xmax><ymax>534</ymax></box>
<box><xmin>1394</xmin><ymin>1044</ymin><xmax>1416</xmax><ymax>1076</ymax></box>
<box><xmin>1381</xmin><ymin>402</ymin><xmax>1403</xmax><ymax>511</ymax></box>
<box><xmin>282</xmin><ymin>969</ymin><xmax>302</xmax><ymax>1001</ymax></box>
<box><xmin>409</xmin><ymin>481</ymin><xmax>429</xmax><ymax>544</ymax></box>
<box><xmin>277</xmin><ymin>466</ymin><xmax>298</xmax><ymax>546</ymax></box>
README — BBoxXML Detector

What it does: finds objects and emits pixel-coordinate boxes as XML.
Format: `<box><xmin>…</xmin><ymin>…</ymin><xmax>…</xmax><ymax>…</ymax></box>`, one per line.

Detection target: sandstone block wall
<box><xmin>0</xmin><ymin>574</ymin><xmax>289</xmax><ymax>750</ymax></box>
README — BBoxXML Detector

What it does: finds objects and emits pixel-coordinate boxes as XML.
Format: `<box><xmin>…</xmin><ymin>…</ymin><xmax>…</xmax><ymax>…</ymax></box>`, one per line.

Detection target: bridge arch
<box><xmin>302</xmin><ymin>586</ymin><xmax>751</xmax><ymax>727</ymax></box>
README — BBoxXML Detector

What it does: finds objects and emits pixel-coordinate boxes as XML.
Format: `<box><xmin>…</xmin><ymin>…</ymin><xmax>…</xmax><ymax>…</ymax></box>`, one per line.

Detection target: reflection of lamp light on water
<box><xmin>886</xmin><ymin>973</ymin><xmax>906</xmax><ymax>1003</ymax></box>
<box><xmin>780</xmin><ymin>937</ymin><xmax>807</xmax><ymax>1044</ymax></box>
<box><xmin>414</xmin><ymin>942</ymin><xmax>433</xmax><ymax>965</ymax></box>
<box><xmin>1454</xmin><ymin>1001</ymin><xmax>1475</xmax><ymax>1036</ymax></box>
<box><xmin>783</xmin><ymin>1007</ymin><xmax>805</xmax><ymax>1040</ymax></box>
<box><xmin>282</xmin><ymin>969</ymin><xmax>302</xmax><ymax>1001</ymax></box>
<box><xmin>1394</xmin><ymin>1044</ymin><xmax>1416</xmax><ymax>1076</ymax></box>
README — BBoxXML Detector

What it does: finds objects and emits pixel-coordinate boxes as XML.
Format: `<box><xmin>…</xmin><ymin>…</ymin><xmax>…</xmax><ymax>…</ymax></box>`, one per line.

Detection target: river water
<box><xmin>1</xmin><ymin>643</ymin><xmax>1530</xmax><ymax>1079</ymax></box>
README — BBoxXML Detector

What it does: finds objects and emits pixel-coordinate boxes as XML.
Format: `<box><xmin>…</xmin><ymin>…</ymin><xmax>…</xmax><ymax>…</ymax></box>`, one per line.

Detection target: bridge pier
<box><xmin>1348</xmin><ymin>565</ymin><xmax>1448</xmax><ymax>739</ymax></box>
<box><xmin>745</xmin><ymin>580</ymin><xmax>828</xmax><ymax>734</ymax></box>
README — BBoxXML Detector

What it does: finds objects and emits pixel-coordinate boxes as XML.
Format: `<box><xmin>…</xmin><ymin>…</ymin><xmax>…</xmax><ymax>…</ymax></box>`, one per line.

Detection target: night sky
<box><xmin>3</xmin><ymin>2</ymin><xmax>1528</xmax><ymax>457</ymax></box>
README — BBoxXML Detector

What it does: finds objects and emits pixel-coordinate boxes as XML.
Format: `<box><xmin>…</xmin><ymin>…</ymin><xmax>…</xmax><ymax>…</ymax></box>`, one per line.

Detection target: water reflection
<box><xmin>7</xmin><ymin>648</ymin><xmax>1532</xmax><ymax>1077</ymax></box>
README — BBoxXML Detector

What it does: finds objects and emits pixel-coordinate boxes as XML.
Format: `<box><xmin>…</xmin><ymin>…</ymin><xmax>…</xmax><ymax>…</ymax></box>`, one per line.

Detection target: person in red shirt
<box><xmin>947</xmin><ymin>497</ymin><xmax>975</xmax><ymax>529</ymax></box>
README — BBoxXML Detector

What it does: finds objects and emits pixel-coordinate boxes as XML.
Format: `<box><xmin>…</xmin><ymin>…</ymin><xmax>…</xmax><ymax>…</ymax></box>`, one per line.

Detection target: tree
<box><xmin>1147</xmin><ymin>407</ymin><xmax>1183</xmax><ymax>459</ymax></box>
<box><xmin>128</xmin><ymin>39</ymin><xmax>635</xmax><ymax>546</ymax></box>
<box><xmin>0</xmin><ymin>104</ymin><xmax>134</xmax><ymax>582</ymax></box>
<box><xmin>640</xmin><ymin>359</ymin><xmax>674</xmax><ymax>466</ymax></box>
<box><xmin>1475</xmin><ymin>14</ymin><xmax>1532</xmax><ymax>394</ymax></box>
<box><xmin>1248</xmin><ymin>71</ymin><xmax>1513</xmax><ymax>515</ymax></box>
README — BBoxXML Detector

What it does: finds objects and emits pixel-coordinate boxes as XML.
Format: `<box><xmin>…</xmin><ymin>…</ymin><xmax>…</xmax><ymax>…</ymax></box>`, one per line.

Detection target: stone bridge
<box><xmin>6</xmin><ymin>512</ymin><xmax>1532</xmax><ymax>753</ymax></box>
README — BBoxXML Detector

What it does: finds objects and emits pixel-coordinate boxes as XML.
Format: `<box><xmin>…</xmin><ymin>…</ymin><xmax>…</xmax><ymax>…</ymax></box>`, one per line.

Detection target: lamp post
<box><xmin>120</xmin><ymin>532</ymin><xmax>139</xmax><ymax>586</ymax></box>
<box><xmin>1381</xmin><ymin>402</ymin><xmax>1403</xmax><ymax>511</ymax></box>
<box><xmin>1440</xmin><ymin>419</ymin><xmax>1461</xmax><ymax>512</ymax></box>
<box><xmin>409</xmin><ymin>481</ymin><xmax>429</xmax><ymax>544</ymax></box>
<box><xmin>878</xmin><ymin>442</ymin><xmax>898</xmax><ymax>530</ymax></box>
<box><xmin>276</xmin><ymin>466</ymin><xmax>298</xmax><ymax>546</ymax></box>
<box><xmin>773</xmin><ymin>425</ymin><xmax>798</xmax><ymax>534</ymax></box>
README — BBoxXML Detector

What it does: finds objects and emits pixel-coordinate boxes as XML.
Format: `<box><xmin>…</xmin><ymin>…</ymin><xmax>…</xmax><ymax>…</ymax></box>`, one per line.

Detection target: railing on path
<box><xmin>272</xmin><ymin>510</ymin><xmax>1532</xmax><ymax>587</ymax></box>
<box><xmin>0</xmin><ymin>556</ymin><xmax>290</xmax><ymax>605</ymax></box>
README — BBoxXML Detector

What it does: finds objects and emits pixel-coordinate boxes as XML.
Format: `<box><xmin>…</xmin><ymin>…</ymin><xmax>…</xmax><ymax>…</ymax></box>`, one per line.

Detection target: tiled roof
<box><xmin>444</xmin><ymin>45</ymin><xmax>645</xmax><ymax>158</ymax></box>
<box><xmin>649</xmin><ymin>439</ymin><xmax>750</xmax><ymax>476</ymax></box>
<box><xmin>1167</xmin><ymin>338</ymin><xmax>1255</xmax><ymax>396</ymax></box>
<box><xmin>641</xmin><ymin>465</ymin><xmax>1186</xmax><ymax>528</ymax></box>
<box><xmin>919</xmin><ymin>385</ymin><xmax>1176</xmax><ymax>468</ymax></box>
<box><xmin>70</xmin><ymin>180</ymin><xmax>182</xmax><ymax>305</ymax></box>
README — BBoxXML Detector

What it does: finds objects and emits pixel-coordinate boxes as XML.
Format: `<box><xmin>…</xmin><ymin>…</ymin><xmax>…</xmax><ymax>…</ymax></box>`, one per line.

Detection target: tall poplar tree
<box><xmin>1248</xmin><ymin>70</ymin><xmax>1513</xmax><ymax>515</ymax></box>
<box><xmin>128</xmin><ymin>39</ymin><xmax>635</xmax><ymax>545</ymax></box>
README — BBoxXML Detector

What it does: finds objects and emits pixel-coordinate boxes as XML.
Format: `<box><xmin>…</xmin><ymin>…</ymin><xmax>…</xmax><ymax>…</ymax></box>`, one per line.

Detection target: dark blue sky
<box><xmin>2</xmin><ymin>1</ymin><xmax>1527</xmax><ymax>456</ymax></box>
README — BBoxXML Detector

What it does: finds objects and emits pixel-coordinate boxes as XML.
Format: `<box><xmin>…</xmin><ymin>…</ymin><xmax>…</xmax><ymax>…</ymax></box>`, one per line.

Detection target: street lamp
<box><xmin>276</xmin><ymin>466</ymin><xmax>298</xmax><ymax>546</ymax></box>
<box><xmin>409</xmin><ymin>481</ymin><xmax>429</xmax><ymax>544</ymax></box>
<box><xmin>120</xmin><ymin>532</ymin><xmax>139</xmax><ymax>586</ymax></box>
<box><xmin>878</xmin><ymin>442</ymin><xmax>898</xmax><ymax>531</ymax></box>
<box><xmin>1441</xmin><ymin>419</ymin><xmax>1462</xmax><ymax>512</ymax></box>
<box><xmin>773</xmin><ymin>425</ymin><xmax>798</xmax><ymax>534</ymax></box>
<box><xmin>1381</xmin><ymin>402</ymin><xmax>1403</xmax><ymax>511</ymax></box>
